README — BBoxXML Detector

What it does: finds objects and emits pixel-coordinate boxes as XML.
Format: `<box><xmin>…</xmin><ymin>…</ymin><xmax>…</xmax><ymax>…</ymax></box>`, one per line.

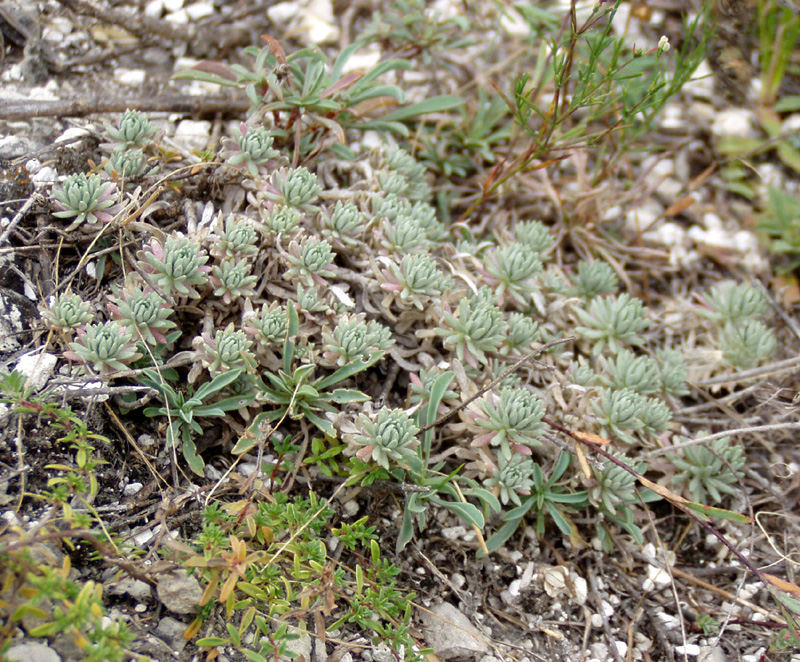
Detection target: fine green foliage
<box><xmin>756</xmin><ymin>0</ymin><xmax>800</xmax><ymax>106</ymax></box>
<box><xmin>173</xmin><ymin>35</ymin><xmax>463</xmax><ymax>154</ymax></box>
<box><xmin>670</xmin><ymin>436</ymin><xmax>746</xmax><ymax>504</ymax></box>
<box><xmin>182</xmin><ymin>492</ymin><xmax>427</xmax><ymax>661</ymax></box>
<box><xmin>0</xmin><ymin>379</ymin><xmax>139</xmax><ymax>661</ymax></box>
<box><xmin>107</xmin><ymin>285</ymin><xmax>177</xmax><ymax>347</ymax></box>
<box><xmin>138</xmin><ymin>235</ymin><xmax>211</xmax><ymax>299</ymax></box>
<box><xmin>758</xmin><ymin>186</ymin><xmax>800</xmax><ymax>272</ymax></box>
<box><xmin>52</xmin><ymin>173</ymin><xmax>119</xmax><ymax>231</ymax></box>
<box><xmin>575</xmin><ymin>293</ymin><xmax>650</xmax><ymax>355</ymax></box>
<box><xmin>20</xmin><ymin>2</ymin><xmax>798</xmax><ymax>654</ymax></box>
<box><xmin>472</xmin><ymin>387</ymin><xmax>546</xmax><ymax>461</ymax></box>
<box><xmin>484</xmin><ymin>452</ymin><xmax>588</xmax><ymax>554</ymax></box>
<box><xmin>718</xmin><ymin>319</ymin><xmax>777</xmax><ymax>368</ymax></box>
<box><xmin>436</xmin><ymin>287</ymin><xmax>506</xmax><ymax>368</ymax></box>
<box><xmin>42</xmin><ymin>292</ymin><xmax>94</xmax><ymax>332</ymax></box>
<box><xmin>237</xmin><ymin>302</ymin><xmax>374</xmax><ymax>444</ymax></box>
<box><xmin>104</xmin><ymin>108</ymin><xmax>157</xmax><ymax>147</ymax></box>
<box><xmin>140</xmin><ymin>367</ymin><xmax>253</xmax><ymax>475</ymax></box>
<box><xmin>225</xmin><ymin>124</ymin><xmax>280</xmax><ymax>175</ymax></box>
<box><xmin>352</xmin><ymin>407</ymin><xmax>421</xmax><ymax>471</ymax></box>
<box><xmin>64</xmin><ymin>321</ymin><xmax>142</xmax><ymax>375</ymax></box>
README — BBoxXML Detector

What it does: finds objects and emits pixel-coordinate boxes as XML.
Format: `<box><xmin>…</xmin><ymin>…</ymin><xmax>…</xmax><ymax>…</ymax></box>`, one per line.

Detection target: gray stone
<box><xmin>372</xmin><ymin>643</ymin><xmax>396</xmax><ymax>662</ymax></box>
<box><xmin>699</xmin><ymin>646</ymin><xmax>728</xmax><ymax>662</ymax></box>
<box><xmin>6</xmin><ymin>642</ymin><xmax>62</xmax><ymax>662</ymax></box>
<box><xmin>420</xmin><ymin>602</ymin><xmax>490</xmax><ymax>660</ymax></box>
<box><xmin>156</xmin><ymin>569</ymin><xmax>204</xmax><ymax>614</ymax></box>
<box><xmin>156</xmin><ymin>616</ymin><xmax>190</xmax><ymax>653</ymax></box>
<box><xmin>51</xmin><ymin>633</ymin><xmax>82</xmax><ymax>661</ymax></box>
<box><xmin>108</xmin><ymin>577</ymin><xmax>152</xmax><ymax>601</ymax></box>
<box><xmin>282</xmin><ymin>628</ymin><xmax>312</xmax><ymax>662</ymax></box>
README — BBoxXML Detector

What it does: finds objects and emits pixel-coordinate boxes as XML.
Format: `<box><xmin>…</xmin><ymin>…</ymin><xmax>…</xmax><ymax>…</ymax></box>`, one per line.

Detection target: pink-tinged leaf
<box><xmin>191</xmin><ymin>61</ymin><xmax>238</xmax><ymax>81</ymax></box>
<box><xmin>764</xmin><ymin>573</ymin><xmax>800</xmax><ymax>599</ymax></box>
<box><xmin>260</xmin><ymin>34</ymin><xmax>286</xmax><ymax>64</ymax></box>
<box><xmin>355</xmin><ymin>446</ymin><xmax>374</xmax><ymax>460</ymax></box>
<box><xmin>471</xmin><ymin>432</ymin><xmax>494</xmax><ymax>448</ymax></box>
<box><xmin>321</xmin><ymin>71</ymin><xmax>364</xmax><ymax>99</ymax></box>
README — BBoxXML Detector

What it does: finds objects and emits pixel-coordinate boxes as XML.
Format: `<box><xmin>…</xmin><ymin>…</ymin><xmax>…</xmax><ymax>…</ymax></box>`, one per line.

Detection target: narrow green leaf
<box><xmin>194</xmin><ymin>369</ymin><xmax>242</xmax><ymax>401</ymax></box>
<box><xmin>379</xmin><ymin>95</ymin><xmax>464</xmax><ymax>122</ymax></box>
<box><xmin>777</xmin><ymin>142</ymin><xmax>800</xmax><ymax>174</ymax></box>
<box><xmin>304</xmin><ymin>410</ymin><xmax>335</xmax><ymax>435</ymax></box>
<box><xmin>226</xmin><ymin>622</ymin><xmax>241</xmax><ymax>646</ymax></box>
<box><xmin>774</xmin><ymin>590</ymin><xmax>800</xmax><ymax>616</ymax></box>
<box><xmin>549</xmin><ymin>451</ymin><xmax>571</xmax><ymax>483</ymax></box>
<box><xmin>482</xmin><ymin>517</ymin><xmax>524</xmax><ymax>556</ymax></box>
<box><xmin>684</xmin><ymin>502</ymin><xmax>752</xmax><ymax>523</ymax></box>
<box><xmin>545</xmin><ymin>501</ymin><xmax>575</xmax><ymax>537</ymax></box>
<box><xmin>329</xmin><ymin>388</ymin><xmax>370</xmax><ymax>403</ymax></box>
<box><xmin>426</xmin><ymin>372</ymin><xmax>455</xmax><ymax>427</ymax></box>
<box><xmin>315</xmin><ymin>355</ymin><xmax>376</xmax><ymax>389</ymax></box>
<box><xmin>774</xmin><ymin>95</ymin><xmax>800</xmax><ymax>112</ymax></box>
<box><xmin>547</xmin><ymin>490</ymin><xmax>589</xmax><ymax>505</ymax></box>
<box><xmin>397</xmin><ymin>502</ymin><xmax>415</xmax><ymax>553</ymax></box>
<box><xmin>237</xmin><ymin>581</ymin><xmax>269</xmax><ymax>600</ymax></box>
<box><xmin>284</xmin><ymin>301</ymin><xmax>298</xmax><ymax>373</ymax></box>
<box><xmin>183</xmin><ymin>437</ymin><xmax>206</xmax><ymax>476</ymax></box>
<box><xmin>464</xmin><ymin>486</ymin><xmax>502</xmax><ymax>514</ymax></box>
<box><xmin>435</xmin><ymin>499</ymin><xmax>485</xmax><ymax>529</ymax></box>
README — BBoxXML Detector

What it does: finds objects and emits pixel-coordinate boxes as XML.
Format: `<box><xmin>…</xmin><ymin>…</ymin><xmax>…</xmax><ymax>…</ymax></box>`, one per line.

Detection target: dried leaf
<box><xmin>764</xmin><ymin>573</ymin><xmax>800</xmax><ymax>599</ymax></box>
<box><xmin>637</xmin><ymin>475</ymin><xmax>690</xmax><ymax>504</ymax></box>
<box><xmin>571</xmin><ymin>430</ymin><xmax>611</xmax><ymax>445</ymax></box>
<box><xmin>664</xmin><ymin>195</ymin><xmax>695</xmax><ymax>217</ymax></box>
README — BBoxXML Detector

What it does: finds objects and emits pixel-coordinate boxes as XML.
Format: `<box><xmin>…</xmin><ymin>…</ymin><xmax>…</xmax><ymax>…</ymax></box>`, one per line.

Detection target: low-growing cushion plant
<box><xmin>5</xmin><ymin>3</ymin><xmax>799</xmax><ymax>657</ymax></box>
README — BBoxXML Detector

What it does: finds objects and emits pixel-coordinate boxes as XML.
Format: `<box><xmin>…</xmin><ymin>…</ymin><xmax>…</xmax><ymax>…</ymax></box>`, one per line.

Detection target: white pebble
<box><xmin>123</xmin><ymin>482</ymin><xmax>144</xmax><ymax>497</ymax></box>
<box><xmin>675</xmin><ymin>644</ymin><xmax>700</xmax><ymax>656</ymax></box>
<box><xmin>711</xmin><ymin>109</ymin><xmax>757</xmax><ymax>139</ymax></box>
<box><xmin>173</xmin><ymin>119</ymin><xmax>211</xmax><ymax>153</ymax></box>
<box><xmin>115</xmin><ymin>69</ymin><xmax>146</xmax><ymax>86</ymax></box>
<box><xmin>184</xmin><ymin>2</ymin><xmax>214</xmax><ymax>20</ymax></box>
<box><xmin>14</xmin><ymin>352</ymin><xmax>57</xmax><ymax>391</ymax></box>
